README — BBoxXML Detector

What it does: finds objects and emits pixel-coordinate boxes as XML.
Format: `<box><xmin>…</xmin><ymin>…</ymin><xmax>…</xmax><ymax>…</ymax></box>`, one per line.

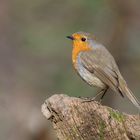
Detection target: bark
<box><xmin>41</xmin><ymin>94</ymin><xmax>140</xmax><ymax>140</ymax></box>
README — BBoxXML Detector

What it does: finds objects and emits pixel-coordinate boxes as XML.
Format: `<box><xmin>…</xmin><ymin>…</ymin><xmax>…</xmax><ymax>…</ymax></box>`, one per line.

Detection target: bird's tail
<box><xmin>122</xmin><ymin>86</ymin><xmax>140</xmax><ymax>110</ymax></box>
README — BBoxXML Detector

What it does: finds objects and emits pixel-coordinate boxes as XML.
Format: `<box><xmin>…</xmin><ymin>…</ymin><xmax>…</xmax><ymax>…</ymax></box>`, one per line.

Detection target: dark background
<box><xmin>0</xmin><ymin>0</ymin><xmax>140</xmax><ymax>140</ymax></box>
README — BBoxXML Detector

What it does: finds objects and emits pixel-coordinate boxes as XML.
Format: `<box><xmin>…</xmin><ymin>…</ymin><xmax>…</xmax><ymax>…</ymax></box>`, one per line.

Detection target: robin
<box><xmin>67</xmin><ymin>31</ymin><xmax>140</xmax><ymax>110</ymax></box>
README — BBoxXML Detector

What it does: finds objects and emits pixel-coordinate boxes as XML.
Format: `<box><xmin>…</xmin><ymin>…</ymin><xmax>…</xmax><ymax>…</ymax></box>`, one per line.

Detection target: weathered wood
<box><xmin>41</xmin><ymin>94</ymin><xmax>140</xmax><ymax>140</ymax></box>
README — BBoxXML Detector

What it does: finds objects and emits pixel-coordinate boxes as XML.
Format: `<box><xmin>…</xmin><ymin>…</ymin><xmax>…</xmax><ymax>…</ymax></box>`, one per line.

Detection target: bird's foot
<box><xmin>79</xmin><ymin>88</ymin><xmax>108</xmax><ymax>103</ymax></box>
<box><xmin>80</xmin><ymin>97</ymin><xmax>96</xmax><ymax>102</ymax></box>
<box><xmin>79</xmin><ymin>96</ymin><xmax>90</xmax><ymax>99</ymax></box>
<box><xmin>99</xmin><ymin>98</ymin><xmax>103</xmax><ymax>103</ymax></box>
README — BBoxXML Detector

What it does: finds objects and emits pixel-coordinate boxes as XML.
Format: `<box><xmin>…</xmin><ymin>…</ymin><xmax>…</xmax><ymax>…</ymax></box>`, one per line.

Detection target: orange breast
<box><xmin>72</xmin><ymin>41</ymin><xmax>91</xmax><ymax>67</ymax></box>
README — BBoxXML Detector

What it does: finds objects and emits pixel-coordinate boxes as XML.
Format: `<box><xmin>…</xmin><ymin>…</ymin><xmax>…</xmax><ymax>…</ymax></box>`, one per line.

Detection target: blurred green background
<box><xmin>0</xmin><ymin>0</ymin><xmax>140</xmax><ymax>140</ymax></box>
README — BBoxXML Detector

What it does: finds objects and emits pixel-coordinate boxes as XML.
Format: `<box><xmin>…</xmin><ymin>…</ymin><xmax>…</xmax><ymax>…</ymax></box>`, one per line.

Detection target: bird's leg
<box><xmin>81</xmin><ymin>89</ymin><xmax>106</xmax><ymax>102</ymax></box>
<box><xmin>99</xmin><ymin>88</ymin><xmax>108</xmax><ymax>103</ymax></box>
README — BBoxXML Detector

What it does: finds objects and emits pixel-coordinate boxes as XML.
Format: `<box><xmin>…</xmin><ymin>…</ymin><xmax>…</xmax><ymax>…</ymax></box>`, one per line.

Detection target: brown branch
<box><xmin>41</xmin><ymin>94</ymin><xmax>140</xmax><ymax>140</ymax></box>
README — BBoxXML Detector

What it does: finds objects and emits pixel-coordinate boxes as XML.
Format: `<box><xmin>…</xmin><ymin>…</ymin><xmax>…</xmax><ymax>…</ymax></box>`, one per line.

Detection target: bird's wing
<box><xmin>80</xmin><ymin>49</ymin><xmax>120</xmax><ymax>93</ymax></box>
<box><xmin>80</xmin><ymin>49</ymin><xmax>140</xmax><ymax>109</ymax></box>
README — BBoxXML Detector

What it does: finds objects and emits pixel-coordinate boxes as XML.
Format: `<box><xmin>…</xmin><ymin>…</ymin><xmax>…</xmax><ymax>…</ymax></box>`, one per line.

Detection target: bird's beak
<box><xmin>67</xmin><ymin>36</ymin><xmax>74</xmax><ymax>40</ymax></box>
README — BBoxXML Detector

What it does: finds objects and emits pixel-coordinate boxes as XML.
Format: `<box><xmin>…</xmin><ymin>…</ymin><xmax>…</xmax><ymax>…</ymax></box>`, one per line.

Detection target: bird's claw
<box><xmin>80</xmin><ymin>97</ymin><xmax>96</xmax><ymax>103</ymax></box>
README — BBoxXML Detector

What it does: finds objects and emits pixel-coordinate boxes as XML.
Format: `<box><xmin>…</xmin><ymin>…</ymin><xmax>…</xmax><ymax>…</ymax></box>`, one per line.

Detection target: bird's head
<box><xmin>67</xmin><ymin>31</ymin><xmax>96</xmax><ymax>49</ymax></box>
<box><xmin>67</xmin><ymin>32</ymin><xmax>96</xmax><ymax>64</ymax></box>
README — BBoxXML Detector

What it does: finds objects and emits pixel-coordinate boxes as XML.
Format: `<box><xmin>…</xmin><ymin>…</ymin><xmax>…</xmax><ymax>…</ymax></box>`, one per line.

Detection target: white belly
<box><xmin>76</xmin><ymin>64</ymin><xmax>106</xmax><ymax>89</ymax></box>
<box><xmin>73</xmin><ymin>53</ymin><xmax>106</xmax><ymax>89</ymax></box>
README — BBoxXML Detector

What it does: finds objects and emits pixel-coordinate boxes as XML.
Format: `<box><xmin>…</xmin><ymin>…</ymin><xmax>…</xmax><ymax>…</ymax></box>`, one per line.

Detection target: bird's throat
<box><xmin>72</xmin><ymin>41</ymin><xmax>91</xmax><ymax>66</ymax></box>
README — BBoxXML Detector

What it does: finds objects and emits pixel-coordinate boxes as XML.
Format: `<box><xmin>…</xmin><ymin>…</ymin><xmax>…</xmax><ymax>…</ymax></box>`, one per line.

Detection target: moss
<box><xmin>108</xmin><ymin>109</ymin><xmax>124</xmax><ymax>123</ymax></box>
<box><xmin>99</xmin><ymin>120</ymin><xmax>106</xmax><ymax>140</ymax></box>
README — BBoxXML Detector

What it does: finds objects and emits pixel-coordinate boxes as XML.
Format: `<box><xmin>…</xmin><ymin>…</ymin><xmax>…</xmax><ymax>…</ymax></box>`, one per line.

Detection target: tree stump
<box><xmin>41</xmin><ymin>94</ymin><xmax>140</xmax><ymax>140</ymax></box>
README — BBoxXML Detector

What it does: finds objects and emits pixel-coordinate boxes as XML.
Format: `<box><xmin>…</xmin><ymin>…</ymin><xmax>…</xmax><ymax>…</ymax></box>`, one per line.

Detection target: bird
<box><xmin>67</xmin><ymin>31</ymin><xmax>140</xmax><ymax>110</ymax></box>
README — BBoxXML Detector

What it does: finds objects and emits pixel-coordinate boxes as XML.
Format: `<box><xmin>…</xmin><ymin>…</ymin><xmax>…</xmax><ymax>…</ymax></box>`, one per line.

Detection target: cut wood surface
<box><xmin>42</xmin><ymin>94</ymin><xmax>140</xmax><ymax>140</ymax></box>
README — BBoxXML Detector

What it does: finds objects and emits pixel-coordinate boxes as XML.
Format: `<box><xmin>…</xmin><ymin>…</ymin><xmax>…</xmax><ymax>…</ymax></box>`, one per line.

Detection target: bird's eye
<box><xmin>81</xmin><ymin>37</ymin><xmax>86</xmax><ymax>42</ymax></box>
